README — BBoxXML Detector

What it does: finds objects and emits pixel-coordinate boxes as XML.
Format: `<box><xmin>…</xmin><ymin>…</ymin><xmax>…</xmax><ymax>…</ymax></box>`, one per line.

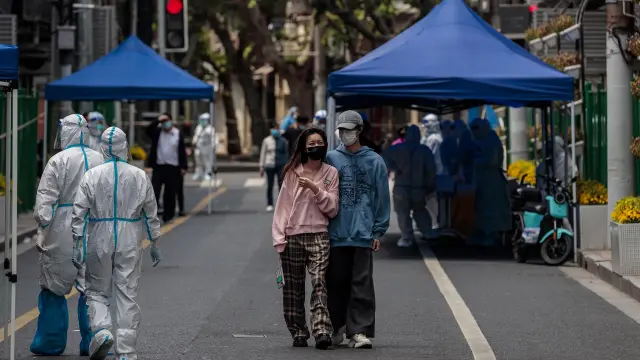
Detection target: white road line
<box><xmin>417</xmin><ymin>243</ymin><xmax>497</xmax><ymax>360</ymax></box>
<box><xmin>199</xmin><ymin>178</ymin><xmax>223</xmax><ymax>188</ymax></box>
<box><xmin>560</xmin><ymin>266</ymin><xmax>640</xmax><ymax>325</ymax></box>
<box><xmin>244</xmin><ymin>178</ymin><xmax>265</xmax><ymax>187</ymax></box>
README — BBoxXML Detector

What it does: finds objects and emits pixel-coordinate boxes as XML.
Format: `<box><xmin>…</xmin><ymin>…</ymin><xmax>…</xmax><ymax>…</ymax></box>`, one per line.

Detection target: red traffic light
<box><xmin>167</xmin><ymin>0</ymin><xmax>183</xmax><ymax>15</ymax></box>
<box><xmin>529</xmin><ymin>4</ymin><xmax>538</xmax><ymax>12</ymax></box>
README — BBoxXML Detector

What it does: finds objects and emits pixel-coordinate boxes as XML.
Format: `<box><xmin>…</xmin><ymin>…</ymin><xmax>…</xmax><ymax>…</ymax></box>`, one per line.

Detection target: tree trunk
<box><xmin>235</xmin><ymin>60</ymin><xmax>268</xmax><ymax>147</ymax></box>
<box><xmin>218</xmin><ymin>71</ymin><xmax>242</xmax><ymax>155</ymax></box>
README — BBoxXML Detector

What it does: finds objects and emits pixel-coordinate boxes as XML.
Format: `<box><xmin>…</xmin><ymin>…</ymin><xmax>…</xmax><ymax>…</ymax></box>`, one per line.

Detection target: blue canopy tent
<box><xmin>0</xmin><ymin>43</ymin><xmax>19</xmax><ymax>360</ymax></box>
<box><xmin>44</xmin><ymin>36</ymin><xmax>218</xmax><ymax>213</ymax></box>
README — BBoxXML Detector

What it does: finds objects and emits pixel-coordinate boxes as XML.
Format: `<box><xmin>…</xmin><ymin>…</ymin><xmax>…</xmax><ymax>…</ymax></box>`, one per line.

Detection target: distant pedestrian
<box><xmin>325</xmin><ymin>110</ymin><xmax>390</xmax><ymax>349</ymax></box>
<box><xmin>260</xmin><ymin>122</ymin><xmax>289</xmax><ymax>211</ymax></box>
<box><xmin>145</xmin><ymin>113</ymin><xmax>188</xmax><ymax>223</ymax></box>
<box><xmin>283</xmin><ymin>115</ymin><xmax>310</xmax><ymax>157</ymax></box>
<box><xmin>391</xmin><ymin>125</ymin><xmax>407</xmax><ymax>146</ymax></box>
<box><xmin>280</xmin><ymin>106</ymin><xmax>298</xmax><ymax>131</ymax></box>
<box><xmin>272</xmin><ymin>127</ymin><xmax>339</xmax><ymax>350</ymax></box>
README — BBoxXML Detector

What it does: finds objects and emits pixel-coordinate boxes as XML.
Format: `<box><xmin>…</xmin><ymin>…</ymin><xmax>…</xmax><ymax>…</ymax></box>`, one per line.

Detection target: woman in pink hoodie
<box><xmin>272</xmin><ymin>128</ymin><xmax>339</xmax><ymax>350</ymax></box>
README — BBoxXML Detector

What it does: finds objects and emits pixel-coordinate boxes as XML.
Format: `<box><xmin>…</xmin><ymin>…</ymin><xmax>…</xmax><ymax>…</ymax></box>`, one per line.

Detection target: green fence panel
<box><xmin>634</xmin><ymin>98</ymin><xmax>640</xmax><ymax>194</ymax></box>
<box><xmin>0</xmin><ymin>89</ymin><xmax>40</xmax><ymax>213</ymax></box>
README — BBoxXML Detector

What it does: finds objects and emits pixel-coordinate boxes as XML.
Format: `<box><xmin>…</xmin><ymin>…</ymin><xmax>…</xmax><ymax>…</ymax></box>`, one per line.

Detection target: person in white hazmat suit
<box><xmin>71</xmin><ymin>126</ymin><xmax>162</xmax><ymax>360</ymax></box>
<box><xmin>192</xmin><ymin>113</ymin><xmax>216</xmax><ymax>181</ymax></box>
<box><xmin>31</xmin><ymin>114</ymin><xmax>104</xmax><ymax>356</ymax></box>
<box><xmin>86</xmin><ymin>111</ymin><xmax>107</xmax><ymax>152</ymax></box>
<box><xmin>421</xmin><ymin>114</ymin><xmax>443</xmax><ymax>229</ymax></box>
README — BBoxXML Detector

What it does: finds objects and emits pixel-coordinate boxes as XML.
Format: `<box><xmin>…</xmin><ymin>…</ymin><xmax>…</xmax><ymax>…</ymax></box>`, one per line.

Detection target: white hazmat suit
<box><xmin>86</xmin><ymin>111</ymin><xmax>106</xmax><ymax>153</ymax></box>
<box><xmin>32</xmin><ymin>114</ymin><xmax>104</xmax><ymax>356</ymax></box>
<box><xmin>192</xmin><ymin>113</ymin><xmax>216</xmax><ymax>181</ymax></box>
<box><xmin>71</xmin><ymin>126</ymin><xmax>162</xmax><ymax>360</ymax></box>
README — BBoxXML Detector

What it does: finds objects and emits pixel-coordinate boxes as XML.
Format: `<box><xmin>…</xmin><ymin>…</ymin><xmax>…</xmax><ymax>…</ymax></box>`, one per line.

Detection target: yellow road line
<box><xmin>0</xmin><ymin>186</ymin><xmax>227</xmax><ymax>343</ymax></box>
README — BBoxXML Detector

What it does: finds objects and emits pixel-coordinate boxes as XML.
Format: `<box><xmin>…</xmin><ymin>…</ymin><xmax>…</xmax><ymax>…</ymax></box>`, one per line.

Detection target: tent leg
<box><xmin>3</xmin><ymin>89</ymin><xmax>11</xmax><ymax>358</ymax></box>
<box><xmin>570</xmin><ymin>101</ymin><xmax>578</xmax><ymax>263</ymax></box>
<box><xmin>128</xmin><ymin>102</ymin><xmax>136</xmax><ymax>144</ymax></box>
<box><xmin>208</xmin><ymin>101</ymin><xmax>214</xmax><ymax>216</ymax></box>
<box><xmin>9</xmin><ymin>88</ymin><xmax>18</xmax><ymax>360</ymax></box>
<box><xmin>327</xmin><ymin>97</ymin><xmax>336</xmax><ymax>150</ymax></box>
<box><xmin>43</xmin><ymin>100</ymin><xmax>48</xmax><ymax>175</ymax></box>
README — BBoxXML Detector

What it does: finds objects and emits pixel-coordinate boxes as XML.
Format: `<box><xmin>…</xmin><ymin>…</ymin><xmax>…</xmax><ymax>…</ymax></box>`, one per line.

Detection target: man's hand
<box><xmin>180</xmin><ymin>169</ymin><xmax>186</xmax><ymax>177</ymax></box>
<box><xmin>372</xmin><ymin>239</ymin><xmax>381</xmax><ymax>252</ymax></box>
<box><xmin>298</xmin><ymin>177</ymin><xmax>319</xmax><ymax>194</ymax></box>
<box><xmin>260</xmin><ymin>168</ymin><xmax>264</xmax><ymax>177</ymax></box>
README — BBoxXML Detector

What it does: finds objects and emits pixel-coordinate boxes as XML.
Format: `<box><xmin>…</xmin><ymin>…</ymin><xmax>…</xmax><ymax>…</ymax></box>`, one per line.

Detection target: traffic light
<box><xmin>165</xmin><ymin>0</ymin><xmax>188</xmax><ymax>53</ymax></box>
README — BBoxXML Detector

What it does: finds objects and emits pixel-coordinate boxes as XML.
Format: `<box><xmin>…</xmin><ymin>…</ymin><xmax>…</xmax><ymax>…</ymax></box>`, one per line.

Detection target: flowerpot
<box><xmin>542</xmin><ymin>32</ymin><xmax>558</xmax><ymax>49</ymax></box>
<box><xmin>579</xmin><ymin>205</ymin><xmax>608</xmax><ymax>250</ymax></box>
<box><xmin>610</xmin><ymin>222</ymin><xmax>640</xmax><ymax>275</ymax></box>
<box><xmin>529</xmin><ymin>38</ymin><xmax>543</xmax><ymax>53</ymax></box>
<box><xmin>563</xmin><ymin>64</ymin><xmax>581</xmax><ymax>79</ymax></box>
<box><xmin>130</xmin><ymin>160</ymin><xmax>145</xmax><ymax>169</ymax></box>
<box><xmin>560</xmin><ymin>24</ymin><xmax>580</xmax><ymax>42</ymax></box>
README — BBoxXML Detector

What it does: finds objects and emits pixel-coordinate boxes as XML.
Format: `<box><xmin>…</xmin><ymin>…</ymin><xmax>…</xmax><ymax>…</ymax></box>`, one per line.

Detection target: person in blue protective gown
<box><xmin>453</xmin><ymin>119</ymin><xmax>475</xmax><ymax>185</ymax></box>
<box><xmin>471</xmin><ymin>118</ymin><xmax>512</xmax><ymax>242</ymax></box>
<box><xmin>31</xmin><ymin>114</ymin><xmax>104</xmax><ymax>356</ymax></box>
<box><xmin>71</xmin><ymin>126</ymin><xmax>162</xmax><ymax>360</ymax></box>
<box><xmin>280</xmin><ymin>107</ymin><xmax>299</xmax><ymax>131</ymax></box>
<box><xmin>383</xmin><ymin>125</ymin><xmax>437</xmax><ymax>247</ymax></box>
<box><xmin>439</xmin><ymin>120</ymin><xmax>457</xmax><ymax>177</ymax></box>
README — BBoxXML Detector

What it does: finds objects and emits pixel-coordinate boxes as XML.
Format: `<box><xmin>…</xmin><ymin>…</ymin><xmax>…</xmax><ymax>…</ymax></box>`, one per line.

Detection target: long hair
<box><xmin>282</xmin><ymin>128</ymin><xmax>328</xmax><ymax>179</ymax></box>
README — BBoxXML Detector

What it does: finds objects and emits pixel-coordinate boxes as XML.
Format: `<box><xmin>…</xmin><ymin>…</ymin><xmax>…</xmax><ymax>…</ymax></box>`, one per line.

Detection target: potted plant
<box><xmin>631</xmin><ymin>76</ymin><xmax>640</xmax><ymax>99</ymax></box>
<box><xmin>610</xmin><ymin>196</ymin><xmax>640</xmax><ymax>275</ymax></box>
<box><xmin>130</xmin><ymin>145</ymin><xmax>147</xmax><ymax>169</ymax></box>
<box><xmin>628</xmin><ymin>32</ymin><xmax>640</xmax><ymax>59</ymax></box>
<box><xmin>560</xmin><ymin>23</ymin><xmax>581</xmax><ymax>42</ymax></box>
<box><xmin>577</xmin><ymin>180</ymin><xmax>608</xmax><ymax>250</ymax></box>
<box><xmin>527</xmin><ymin>26</ymin><xmax>545</xmax><ymax>52</ymax></box>
<box><xmin>506</xmin><ymin>159</ymin><xmax>536</xmax><ymax>185</ymax></box>
<box><xmin>550</xmin><ymin>14</ymin><xmax>574</xmax><ymax>34</ymax></box>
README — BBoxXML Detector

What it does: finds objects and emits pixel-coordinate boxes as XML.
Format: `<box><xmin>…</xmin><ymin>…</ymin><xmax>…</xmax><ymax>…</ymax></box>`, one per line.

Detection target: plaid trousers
<box><xmin>280</xmin><ymin>232</ymin><xmax>333</xmax><ymax>339</ymax></box>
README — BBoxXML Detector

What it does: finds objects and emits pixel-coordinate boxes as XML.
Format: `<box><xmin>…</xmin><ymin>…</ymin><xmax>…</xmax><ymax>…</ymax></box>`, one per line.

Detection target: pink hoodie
<box><xmin>272</xmin><ymin>163</ymin><xmax>340</xmax><ymax>253</ymax></box>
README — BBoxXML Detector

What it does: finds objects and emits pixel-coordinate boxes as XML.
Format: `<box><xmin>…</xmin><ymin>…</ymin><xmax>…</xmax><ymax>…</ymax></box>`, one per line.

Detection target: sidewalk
<box><xmin>0</xmin><ymin>213</ymin><xmax>39</xmax><ymax>250</ymax></box>
<box><xmin>578</xmin><ymin>250</ymin><xmax>640</xmax><ymax>302</ymax></box>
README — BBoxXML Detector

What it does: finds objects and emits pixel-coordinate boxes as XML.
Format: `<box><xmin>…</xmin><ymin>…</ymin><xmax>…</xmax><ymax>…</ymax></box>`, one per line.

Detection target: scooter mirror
<box><xmin>520</xmin><ymin>174</ymin><xmax>527</xmax><ymax>185</ymax></box>
<box><xmin>571</xmin><ymin>176</ymin><xmax>578</xmax><ymax>184</ymax></box>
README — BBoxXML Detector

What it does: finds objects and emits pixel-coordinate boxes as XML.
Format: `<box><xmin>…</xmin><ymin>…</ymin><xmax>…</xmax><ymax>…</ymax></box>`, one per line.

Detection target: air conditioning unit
<box><xmin>0</xmin><ymin>14</ymin><xmax>16</xmax><ymax>45</ymax></box>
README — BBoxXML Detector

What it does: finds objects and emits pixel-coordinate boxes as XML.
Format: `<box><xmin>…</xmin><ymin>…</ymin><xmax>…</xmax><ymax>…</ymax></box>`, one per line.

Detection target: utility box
<box><xmin>57</xmin><ymin>25</ymin><xmax>76</xmax><ymax>51</ymax></box>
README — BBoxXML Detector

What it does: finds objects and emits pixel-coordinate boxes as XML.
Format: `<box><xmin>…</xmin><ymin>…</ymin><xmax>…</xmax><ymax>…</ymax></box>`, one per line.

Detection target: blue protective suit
<box><xmin>439</xmin><ymin>120</ymin><xmax>457</xmax><ymax>176</ymax></box>
<box><xmin>383</xmin><ymin>125</ymin><xmax>437</xmax><ymax>241</ymax></box>
<box><xmin>453</xmin><ymin>119</ymin><xmax>475</xmax><ymax>185</ymax></box>
<box><xmin>280</xmin><ymin>107</ymin><xmax>298</xmax><ymax>131</ymax></box>
<box><xmin>472</xmin><ymin>119</ymin><xmax>512</xmax><ymax>234</ymax></box>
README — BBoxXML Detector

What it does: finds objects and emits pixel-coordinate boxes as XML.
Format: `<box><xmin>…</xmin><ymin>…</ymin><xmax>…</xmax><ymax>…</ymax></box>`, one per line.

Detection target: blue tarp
<box><xmin>0</xmin><ymin>44</ymin><xmax>18</xmax><ymax>81</ymax></box>
<box><xmin>46</xmin><ymin>36</ymin><xmax>213</xmax><ymax>101</ymax></box>
<box><xmin>328</xmin><ymin>0</ymin><xmax>574</xmax><ymax>113</ymax></box>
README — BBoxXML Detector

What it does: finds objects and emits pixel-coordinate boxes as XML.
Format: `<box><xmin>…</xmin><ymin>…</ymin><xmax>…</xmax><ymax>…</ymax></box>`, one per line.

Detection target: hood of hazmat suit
<box><xmin>280</xmin><ymin>106</ymin><xmax>298</xmax><ymax>131</ymax></box>
<box><xmin>313</xmin><ymin>109</ymin><xmax>327</xmax><ymax>130</ymax></box>
<box><xmin>535</xmin><ymin>136</ymin><xmax>577</xmax><ymax>188</ymax></box>
<box><xmin>422</xmin><ymin>115</ymin><xmax>443</xmax><ymax>175</ymax></box>
<box><xmin>71</xmin><ymin>126</ymin><xmax>162</xmax><ymax>358</ymax></box>
<box><xmin>86</xmin><ymin>111</ymin><xmax>106</xmax><ymax>152</ymax></box>
<box><xmin>382</xmin><ymin>125</ymin><xmax>436</xmax><ymax>240</ymax></box>
<box><xmin>31</xmin><ymin>114</ymin><xmax>104</xmax><ymax>356</ymax></box>
<box><xmin>193</xmin><ymin>113</ymin><xmax>216</xmax><ymax>180</ymax></box>
<box><xmin>473</xmin><ymin>118</ymin><xmax>511</xmax><ymax>234</ymax></box>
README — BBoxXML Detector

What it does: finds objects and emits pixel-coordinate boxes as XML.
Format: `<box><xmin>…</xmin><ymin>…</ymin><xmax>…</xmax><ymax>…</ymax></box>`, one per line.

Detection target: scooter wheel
<box><xmin>541</xmin><ymin>234</ymin><xmax>572</xmax><ymax>266</ymax></box>
<box><xmin>513</xmin><ymin>242</ymin><xmax>528</xmax><ymax>263</ymax></box>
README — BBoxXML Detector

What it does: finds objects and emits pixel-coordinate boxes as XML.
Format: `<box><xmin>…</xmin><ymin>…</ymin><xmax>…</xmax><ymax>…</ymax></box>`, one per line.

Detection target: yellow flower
<box><xmin>612</xmin><ymin>196</ymin><xmax>640</xmax><ymax>224</ymax></box>
<box><xmin>577</xmin><ymin>180</ymin><xmax>608</xmax><ymax>205</ymax></box>
<box><xmin>130</xmin><ymin>145</ymin><xmax>147</xmax><ymax>161</ymax></box>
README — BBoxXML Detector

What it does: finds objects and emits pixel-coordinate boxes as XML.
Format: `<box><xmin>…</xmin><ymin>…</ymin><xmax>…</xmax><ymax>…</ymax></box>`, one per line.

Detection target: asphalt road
<box><xmin>1</xmin><ymin>172</ymin><xmax>639</xmax><ymax>360</ymax></box>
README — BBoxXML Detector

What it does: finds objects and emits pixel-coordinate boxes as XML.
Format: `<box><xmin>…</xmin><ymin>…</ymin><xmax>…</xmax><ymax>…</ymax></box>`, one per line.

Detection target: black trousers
<box><xmin>326</xmin><ymin>246</ymin><xmax>375</xmax><ymax>338</ymax></box>
<box><xmin>152</xmin><ymin>164</ymin><xmax>180</xmax><ymax>222</ymax></box>
<box><xmin>265</xmin><ymin>166</ymin><xmax>283</xmax><ymax>206</ymax></box>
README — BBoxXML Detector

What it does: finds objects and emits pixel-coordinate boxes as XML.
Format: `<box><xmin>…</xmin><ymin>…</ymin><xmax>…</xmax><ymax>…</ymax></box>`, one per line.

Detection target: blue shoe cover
<box><xmin>30</xmin><ymin>289</ymin><xmax>69</xmax><ymax>355</ymax></box>
<box><xmin>78</xmin><ymin>294</ymin><xmax>93</xmax><ymax>355</ymax></box>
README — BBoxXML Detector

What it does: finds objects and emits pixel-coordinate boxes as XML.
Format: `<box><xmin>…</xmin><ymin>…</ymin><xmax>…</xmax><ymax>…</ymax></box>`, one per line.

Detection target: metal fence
<box><xmin>0</xmin><ymin>90</ymin><xmax>40</xmax><ymax>213</ymax></box>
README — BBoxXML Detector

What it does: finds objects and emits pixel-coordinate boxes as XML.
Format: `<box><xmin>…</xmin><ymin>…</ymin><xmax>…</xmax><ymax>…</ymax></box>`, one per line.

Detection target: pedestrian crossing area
<box><xmin>243</xmin><ymin>178</ymin><xmax>265</xmax><ymax>187</ymax></box>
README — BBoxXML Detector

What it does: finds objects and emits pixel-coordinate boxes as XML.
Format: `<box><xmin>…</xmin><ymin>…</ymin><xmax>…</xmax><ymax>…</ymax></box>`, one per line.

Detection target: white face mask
<box><xmin>339</xmin><ymin>129</ymin><xmax>359</xmax><ymax>146</ymax></box>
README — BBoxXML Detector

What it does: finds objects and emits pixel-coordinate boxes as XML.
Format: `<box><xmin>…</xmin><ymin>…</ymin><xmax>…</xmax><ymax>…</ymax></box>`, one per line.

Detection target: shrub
<box><xmin>576</xmin><ymin>180</ymin><xmax>607</xmax><ymax>205</ymax></box>
<box><xmin>611</xmin><ymin>196</ymin><xmax>640</xmax><ymax>224</ymax></box>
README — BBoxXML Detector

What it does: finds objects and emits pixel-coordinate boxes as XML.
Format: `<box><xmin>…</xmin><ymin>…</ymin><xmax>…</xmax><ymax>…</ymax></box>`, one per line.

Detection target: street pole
<box><xmin>606</xmin><ymin>0</ymin><xmax>634</xmax><ymax>247</ymax></box>
<box><xmin>157</xmin><ymin>0</ymin><xmax>167</xmax><ymax>113</ymax></box>
<box><xmin>313</xmin><ymin>15</ymin><xmax>327</xmax><ymax>112</ymax></box>
<box><xmin>78</xmin><ymin>0</ymin><xmax>94</xmax><ymax>114</ymax></box>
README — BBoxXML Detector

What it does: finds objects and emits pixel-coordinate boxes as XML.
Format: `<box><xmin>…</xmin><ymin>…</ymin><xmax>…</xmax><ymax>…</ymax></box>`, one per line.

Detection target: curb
<box><xmin>0</xmin><ymin>226</ymin><xmax>39</xmax><ymax>252</ymax></box>
<box><xmin>578</xmin><ymin>251</ymin><xmax>640</xmax><ymax>303</ymax></box>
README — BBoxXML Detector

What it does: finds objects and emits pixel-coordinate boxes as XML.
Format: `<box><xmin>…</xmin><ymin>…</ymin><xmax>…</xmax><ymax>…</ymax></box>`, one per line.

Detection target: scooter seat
<box><xmin>516</xmin><ymin>187</ymin><xmax>542</xmax><ymax>202</ymax></box>
<box><xmin>523</xmin><ymin>203</ymin><xmax>547</xmax><ymax>214</ymax></box>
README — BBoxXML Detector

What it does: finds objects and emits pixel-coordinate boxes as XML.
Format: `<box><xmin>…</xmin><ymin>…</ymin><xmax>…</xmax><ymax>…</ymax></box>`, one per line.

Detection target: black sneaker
<box><xmin>292</xmin><ymin>336</ymin><xmax>308</xmax><ymax>347</ymax></box>
<box><xmin>315</xmin><ymin>334</ymin><xmax>332</xmax><ymax>350</ymax></box>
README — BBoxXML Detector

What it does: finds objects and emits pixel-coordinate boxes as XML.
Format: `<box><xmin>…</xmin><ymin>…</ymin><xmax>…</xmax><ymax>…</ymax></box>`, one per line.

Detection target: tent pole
<box><xmin>128</xmin><ymin>102</ymin><xmax>136</xmax><ymax>145</ymax></box>
<box><xmin>9</xmin><ymin>88</ymin><xmax>18</xmax><ymax>360</ymax></box>
<box><xmin>571</xmin><ymin>101</ymin><xmax>578</xmax><ymax>263</ymax></box>
<box><xmin>43</xmin><ymin>100</ymin><xmax>48</xmax><ymax>174</ymax></box>
<box><xmin>3</xmin><ymin>89</ymin><xmax>11</xmax><ymax>357</ymax></box>
<box><xmin>327</xmin><ymin>97</ymin><xmax>336</xmax><ymax>150</ymax></box>
<box><xmin>208</xmin><ymin>100</ymin><xmax>214</xmax><ymax>215</ymax></box>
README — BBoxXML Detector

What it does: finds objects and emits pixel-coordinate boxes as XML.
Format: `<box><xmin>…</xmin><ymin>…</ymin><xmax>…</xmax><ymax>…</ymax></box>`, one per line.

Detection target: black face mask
<box><xmin>306</xmin><ymin>146</ymin><xmax>327</xmax><ymax>160</ymax></box>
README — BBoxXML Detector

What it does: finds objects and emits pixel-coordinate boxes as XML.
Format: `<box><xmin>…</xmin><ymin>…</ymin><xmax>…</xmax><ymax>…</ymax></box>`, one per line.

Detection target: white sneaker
<box><xmin>266</xmin><ymin>205</ymin><xmax>274</xmax><ymax>212</ymax></box>
<box><xmin>116</xmin><ymin>354</ymin><xmax>137</xmax><ymax>360</ymax></box>
<box><xmin>204</xmin><ymin>174</ymin><xmax>212</xmax><ymax>181</ymax></box>
<box><xmin>397</xmin><ymin>238</ymin><xmax>413</xmax><ymax>248</ymax></box>
<box><xmin>192</xmin><ymin>173</ymin><xmax>201</xmax><ymax>181</ymax></box>
<box><xmin>332</xmin><ymin>326</ymin><xmax>346</xmax><ymax>345</ymax></box>
<box><xmin>89</xmin><ymin>329</ymin><xmax>114</xmax><ymax>360</ymax></box>
<box><xmin>348</xmin><ymin>333</ymin><xmax>372</xmax><ymax>349</ymax></box>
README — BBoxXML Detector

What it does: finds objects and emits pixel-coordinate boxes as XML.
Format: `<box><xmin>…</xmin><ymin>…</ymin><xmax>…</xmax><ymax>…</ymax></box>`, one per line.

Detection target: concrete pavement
<box><xmin>1</xmin><ymin>172</ymin><xmax>640</xmax><ymax>360</ymax></box>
